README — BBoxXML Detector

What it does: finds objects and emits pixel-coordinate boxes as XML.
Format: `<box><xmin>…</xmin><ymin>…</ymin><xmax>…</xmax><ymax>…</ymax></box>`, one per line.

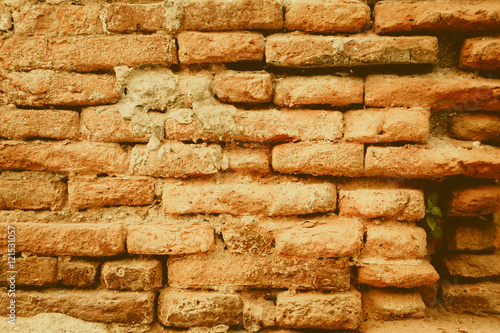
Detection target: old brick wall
<box><xmin>0</xmin><ymin>0</ymin><xmax>499</xmax><ymax>331</ymax></box>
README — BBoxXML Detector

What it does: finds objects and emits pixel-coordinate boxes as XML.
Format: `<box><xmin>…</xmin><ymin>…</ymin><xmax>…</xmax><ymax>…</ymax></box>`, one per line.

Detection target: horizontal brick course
<box><xmin>214</xmin><ymin>71</ymin><xmax>273</xmax><ymax>104</ymax></box>
<box><xmin>106</xmin><ymin>3</ymin><xmax>165</xmax><ymax>33</ymax></box>
<box><xmin>0</xmin><ymin>180</ymin><xmax>66</xmax><ymax>211</ymax></box>
<box><xmin>449</xmin><ymin>113</ymin><xmax>500</xmax><ymax>143</ymax></box>
<box><xmin>101</xmin><ymin>259</ymin><xmax>162</xmax><ymax>292</ymax></box>
<box><xmin>448</xmin><ymin>185</ymin><xmax>500</xmax><ymax>216</ymax></box>
<box><xmin>460</xmin><ymin>37</ymin><xmax>500</xmax><ymax>71</ymax></box>
<box><xmin>357</xmin><ymin>261</ymin><xmax>439</xmax><ymax>288</ymax></box>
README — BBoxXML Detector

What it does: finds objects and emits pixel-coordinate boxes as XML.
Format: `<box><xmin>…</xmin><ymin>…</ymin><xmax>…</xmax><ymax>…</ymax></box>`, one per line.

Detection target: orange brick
<box><xmin>449</xmin><ymin>185</ymin><xmax>500</xmax><ymax>216</ymax></box>
<box><xmin>285</xmin><ymin>0</ymin><xmax>370</xmax><ymax>33</ymax></box>
<box><xmin>68</xmin><ymin>176</ymin><xmax>155</xmax><ymax>210</ymax></box>
<box><xmin>274</xmin><ymin>76</ymin><xmax>363</xmax><ymax>107</ymax></box>
<box><xmin>0</xmin><ymin>35</ymin><xmax>177</xmax><ymax>72</ymax></box>
<box><xmin>449</xmin><ymin>113</ymin><xmax>500</xmax><ymax>143</ymax></box>
<box><xmin>374</xmin><ymin>1</ymin><xmax>500</xmax><ymax>34</ymax></box>
<box><xmin>266</xmin><ymin>34</ymin><xmax>438</xmax><ymax>67</ymax></box>
<box><xmin>448</xmin><ymin>221</ymin><xmax>500</xmax><ymax>253</ymax></box>
<box><xmin>365</xmin><ymin>72</ymin><xmax>500</xmax><ymax>111</ymax></box>
<box><xmin>214</xmin><ymin>71</ymin><xmax>273</xmax><ymax>103</ymax></box>
<box><xmin>460</xmin><ymin>37</ymin><xmax>500</xmax><ymax>71</ymax></box>
<box><xmin>1</xmin><ymin>256</ymin><xmax>57</xmax><ymax>287</ymax></box>
<box><xmin>0</xmin><ymin>141</ymin><xmax>129</xmax><ymax>174</ymax></box>
<box><xmin>0</xmin><ymin>2</ymin><xmax>11</xmax><ymax>31</ymax></box>
<box><xmin>443</xmin><ymin>282</ymin><xmax>500</xmax><ymax>315</ymax></box>
<box><xmin>357</xmin><ymin>261</ymin><xmax>439</xmax><ymax>288</ymax></box>
<box><xmin>221</xmin><ymin>216</ymin><xmax>275</xmax><ymax>255</ymax></box>
<box><xmin>60</xmin><ymin>259</ymin><xmax>99</xmax><ymax>288</ymax></box>
<box><xmin>272</xmin><ymin>142</ymin><xmax>365</xmax><ymax>177</ymax></box>
<box><xmin>126</xmin><ymin>224</ymin><xmax>215</xmax><ymax>255</ymax></box>
<box><xmin>444</xmin><ymin>253</ymin><xmax>500</xmax><ymax>278</ymax></box>
<box><xmin>0</xmin><ymin>180</ymin><xmax>66</xmax><ymax>210</ymax></box>
<box><xmin>222</xmin><ymin>147</ymin><xmax>270</xmax><ymax>174</ymax></box>
<box><xmin>177</xmin><ymin>31</ymin><xmax>264</xmax><ymax>64</ymax></box>
<box><xmin>101</xmin><ymin>259</ymin><xmax>162</xmax><ymax>292</ymax></box>
<box><xmin>106</xmin><ymin>3</ymin><xmax>165</xmax><ymax>33</ymax></box>
<box><xmin>363</xmin><ymin>290</ymin><xmax>425</xmax><ymax>320</ymax></box>
<box><xmin>0</xmin><ymin>70</ymin><xmax>118</xmax><ymax>107</ymax></box>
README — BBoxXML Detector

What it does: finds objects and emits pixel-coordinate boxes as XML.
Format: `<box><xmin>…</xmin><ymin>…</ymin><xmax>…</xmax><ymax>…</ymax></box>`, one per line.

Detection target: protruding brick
<box><xmin>1</xmin><ymin>256</ymin><xmax>57</xmax><ymax>287</ymax></box>
<box><xmin>447</xmin><ymin>221</ymin><xmax>500</xmax><ymax>253</ymax></box>
<box><xmin>222</xmin><ymin>147</ymin><xmax>270</xmax><ymax>174</ymax></box>
<box><xmin>101</xmin><ymin>259</ymin><xmax>162</xmax><ymax>292</ymax></box>
<box><xmin>449</xmin><ymin>113</ymin><xmax>500</xmax><ymax>143</ymax></box>
<box><xmin>130</xmin><ymin>143</ymin><xmax>221</xmax><ymax>178</ymax></box>
<box><xmin>344</xmin><ymin>108</ymin><xmax>430</xmax><ymax>143</ymax></box>
<box><xmin>443</xmin><ymin>282</ymin><xmax>500</xmax><ymax>314</ymax></box>
<box><xmin>169</xmin><ymin>254</ymin><xmax>350</xmax><ymax>291</ymax></box>
<box><xmin>272</xmin><ymin>142</ymin><xmax>365</xmax><ymax>177</ymax></box>
<box><xmin>357</xmin><ymin>261</ymin><xmax>439</xmax><ymax>288</ymax></box>
<box><xmin>163</xmin><ymin>180</ymin><xmax>336</xmax><ymax>216</ymax></box>
<box><xmin>374</xmin><ymin>1</ymin><xmax>500</xmax><ymax>34</ymax></box>
<box><xmin>177</xmin><ymin>32</ymin><xmax>264</xmax><ymax>64</ymax></box>
<box><xmin>106</xmin><ymin>3</ymin><xmax>165</xmax><ymax>33</ymax></box>
<box><xmin>0</xmin><ymin>35</ymin><xmax>177</xmax><ymax>72</ymax></box>
<box><xmin>0</xmin><ymin>2</ymin><xmax>12</xmax><ymax>31</ymax></box>
<box><xmin>266</xmin><ymin>34</ymin><xmax>438</xmax><ymax>67</ymax></box>
<box><xmin>0</xmin><ymin>70</ymin><xmax>118</xmax><ymax>107</ymax></box>
<box><xmin>365</xmin><ymin>72</ymin><xmax>500</xmax><ymax>111</ymax></box>
<box><xmin>276</xmin><ymin>289</ymin><xmax>362</xmax><ymax>330</ymax></box>
<box><xmin>214</xmin><ymin>71</ymin><xmax>273</xmax><ymax>103</ymax></box>
<box><xmin>126</xmin><ymin>224</ymin><xmax>215</xmax><ymax>255</ymax></box>
<box><xmin>158</xmin><ymin>289</ymin><xmax>243</xmax><ymax>327</ymax></box>
<box><xmin>0</xmin><ymin>141</ymin><xmax>129</xmax><ymax>174</ymax></box>
<box><xmin>285</xmin><ymin>0</ymin><xmax>370</xmax><ymax>33</ymax></box>
<box><xmin>444</xmin><ymin>253</ymin><xmax>500</xmax><ymax>278</ymax></box>
<box><xmin>274</xmin><ymin>76</ymin><xmax>363</xmax><ymax>107</ymax></box>
<box><xmin>460</xmin><ymin>37</ymin><xmax>500</xmax><ymax>71</ymax></box>
<box><xmin>449</xmin><ymin>185</ymin><xmax>500</xmax><ymax>216</ymax></box>
<box><xmin>60</xmin><ymin>259</ymin><xmax>99</xmax><ymax>288</ymax></box>
<box><xmin>0</xmin><ymin>180</ymin><xmax>66</xmax><ymax>210</ymax></box>
<box><xmin>363</xmin><ymin>290</ymin><xmax>425</xmax><ymax>320</ymax></box>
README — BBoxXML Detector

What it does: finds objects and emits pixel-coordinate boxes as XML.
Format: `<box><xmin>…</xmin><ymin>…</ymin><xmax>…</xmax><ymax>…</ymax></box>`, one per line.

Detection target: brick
<box><xmin>180</xmin><ymin>0</ymin><xmax>283</xmax><ymax>31</ymax></box>
<box><xmin>168</xmin><ymin>254</ymin><xmax>350</xmax><ymax>291</ymax></box>
<box><xmin>221</xmin><ymin>216</ymin><xmax>276</xmax><ymax>255</ymax></box>
<box><xmin>374</xmin><ymin>1</ymin><xmax>500</xmax><ymax>34</ymax></box>
<box><xmin>80</xmin><ymin>106</ymin><xmax>149</xmax><ymax>143</ymax></box>
<box><xmin>0</xmin><ymin>107</ymin><xmax>79</xmax><ymax>140</ymax></box>
<box><xmin>0</xmin><ymin>35</ymin><xmax>177</xmax><ymax>72</ymax></box>
<box><xmin>357</xmin><ymin>261</ymin><xmax>439</xmax><ymax>288</ymax></box>
<box><xmin>0</xmin><ymin>2</ymin><xmax>11</xmax><ymax>31</ymax></box>
<box><xmin>365</xmin><ymin>72</ymin><xmax>500</xmax><ymax>111</ymax></box>
<box><xmin>285</xmin><ymin>0</ymin><xmax>370</xmax><ymax>33</ymax></box>
<box><xmin>344</xmin><ymin>107</ymin><xmax>430</xmax><ymax>143</ymax></box>
<box><xmin>106</xmin><ymin>3</ymin><xmax>165</xmax><ymax>33</ymax></box>
<box><xmin>449</xmin><ymin>113</ymin><xmax>500</xmax><ymax>143</ymax></box>
<box><xmin>274</xmin><ymin>76</ymin><xmax>363</xmax><ymax>107</ymax></box>
<box><xmin>60</xmin><ymin>259</ymin><xmax>99</xmax><ymax>288</ymax></box>
<box><xmin>165</xmin><ymin>109</ymin><xmax>344</xmax><ymax>142</ymax></box>
<box><xmin>126</xmin><ymin>224</ymin><xmax>215</xmax><ymax>255</ymax></box>
<box><xmin>158</xmin><ymin>289</ymin><xmax>243</xmax><ymax>327</ymax></box>
<box><xmin>177</xmin><ymin>32</ymin><xmax>264</xmax><ymax>64</ymax></box>
<box><xmin>13</xmin><ymin>4</ymin><xmax>103</xmax><ymax>35</ymax></box>
<box><xmin>0</xmin><ymin>141</ymin><xmax>130</xmax><ymax>174</ymax></box>
<box><xmin>365</xmin><ymin>143</ymin><xmax>500</xmax><ymax>179</ymax></box>
<box><xmin>68</xmin><ymin>176</ymin><xmax>155</xmax><ymax>210</ymax></box>
<box><xmin>1</xmin><ymin>256</ymin><xmax>57</xmax><ymax>286</ymax></box>
<box><xmin>222</xmin><ymin>147</ymin><xmax>270</xmax><ymax>174</ymax></box>
<box><xmin>266</xmin><ymin>34</ymin><xmax>438</xmax><ymax>67</ymax></box>
<box><xmin>0</xmin><ymin>70</ymin><xmax>118</xmax><ymax>107</ymax></box>
<box><xmin>363</xmin><ymin>290</ymin><xmax>425</xmax><ymax>320</ymax></box>
<box><xmin>460</xmin><ymin>37</ymin><xmax>500</xmax><ymax>71</ymax></box>
<box><xmin>272</xmin><ymin>142</ymin><xmax>365</xmax><ymax>177</ymax></box>
<box><xmin>449</xmin><ymin>185</ymin><xmax>500</xmax><ymax>216</ymax></box>
<box><xmin>214</xmin><ymin>71</ymin><xmax>273</xmax><ymax>103</ymax></box>
<box><xmin>3</xmin><ymin>290</ymin><xmax>155</xmax><ymax>324</ymax></box>
<box><xmin>163</xmin><ymin>180</ymin><xmax>336</xmax><ymax>216</ymax></box>
<box><xmin>447</xmin><ymin>221</ymin><xmax>500</xmax><ymax>253</ymax></box>
<box><xmin>130</xmin><ymin>143</ymin><xmax>221</xmax><ymax>178</ymax></box>
<box><xmin>276</xmin><ymin>289</ymin><xmax>362</xmax><ymax>330</ymax></box>
<box><xmin>243</xmin><ymin>297</ymin><xmax>275</xmax><ymax>331</ymax></box>
<box><xmin>101</xmin><ymin>259</ymin><xmax>162</xmax><ymax>292</ymax></box>
<box><xmin>0</xmin><ymin>180</ymin><xmax>66</xmax><ymax>210</ymax></box>
<box><xmin>0</xmin><ymin>223</ymin><xmax>125</xmax><ymax>257</ymax></box>
<box><xmin>339</xmin><ymin>189</ymin><xmax>425</xmax><ymax>221</ymax></box>
<box><xmin>443</xmin><ymin>282</ymin><xmax>500</xmax><ymax>314</ymax></box>
<box><xmin>444</xmin><ymin>253</ymin><xmax>500</xmax><ymax>278</ymax></box>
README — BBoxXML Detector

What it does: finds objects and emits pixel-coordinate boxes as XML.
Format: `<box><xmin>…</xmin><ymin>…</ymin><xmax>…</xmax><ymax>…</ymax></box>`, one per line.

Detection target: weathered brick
<box><xmin>365</xmin><ymin>72</ymin><xmax>500</xmax><ymax>111</ymax></box>
<box><xmin>285</xmin><ymin>0</ymin><xmax>370</xmax><ymax>33</ymax></box>
<box><xmin>127</xmin><ymin>224</ymin><xmax>215</xmax><ymax>255</ymax></box>
<box><xmin>276</xmin><ymin>289</ymin><xmax>362</xmax><ymax>330</ymax></box>
<box><xmin>221</xmin><ymin>216</ymin><xmax>276</xmax><ymax>255</ymax></box>
<box><xmin>177</xmin><ymin>32</ymin><xmax>264</xmax><ymax>64</ymax></box>
<box><xmin>0</xmin><ymin>2</ymin><xmax>12</xmax><ymax>31</ymax></box>
<box><xmin>0</xmin><ymin>180</ymin><xmax>66</xmax><ymax>210</ymax></box>
<box><xmin>443</xmin><ymin>282</ymin><xmax>500</xmax><ymax>314</ymax></box>
<box><xmin>60</xmin><ymin>259</ymin><xmax>99</xmax><ymax>288</ymax></box>
<box><xmin>0</xmin><ymin>70</ymin><xmax>118</xmax><ymax>107</ymax></box>
<box><xmin>222</xmin><ymin>147</ymin><xmax>270</xmax><ymax>174</ymax></box>
<box><xmin>1</xmin><ymin>256</ymin><xmax>57</xmax><ymax>286</ymax></box>
<box><xmin>68</xmin><ymin>176</ymin><xmax>155</xmax><ymax>210</ymax></box>
<box><xmin>274</xmin><ymin>76</ymin><xmax>363</xmax><ymax>107</ymax></box>
<box><xmin>158</xmin><ymin>289</ymin><xmax>243</xmax><ymax>327</ymax></box>
<box><xmin>449</xmin><ymin>185</ymin><xmax>500</xmax><ymax>216</ymax></box>
<box><xmin>0</xmin><ymin>35</ymin><xmax>177</xmax><ymax>72</ymax></box>
<box><xmin>165</xmin><ymin>109</ymin><xmax>344</xmax><ymax>142</ymax></box>
<box><xmin>374</xmin><ymin>1</ymin><xmax>500</xmax><ymax>34</ymax></box>
<box><xmin>180</xmin><ymin>0</ymin><xmax>283</xmax><ymax>31</ymax></box>
<box><xmin>460</xmin><ymin>37</ymin><xmax>500</xmax><ymax>71</ymax></box>
<box><xmin>243</xmin><ymin>296</ymin><xmax>275</xmax><ymax>331</ymax></box>
<box><xmin>344</xmin><ymin>108</ymin><xmax>430</xmax><ymax>143</ymax></box>
<box><xmin>0</xmin><ymin>223</ymin><xmax>125</xmax><ymax>257</ymax></box>
<box><xmin>272</xmin><ymin>142</ymin><xmax>365</xmax><ymax>177</ymax></box>
<box><xmin>449</xmin><ymin>113</ymin><xmax>500</xmax><ymax>143</ymax></box>
<box><xmin>163</xmin><ymin>180</ymin><xmax>336</xmax><ymax>215</ymax></box>
<box><xmin>266</xmin><ymin>34</ymin><xmax>438</xmax><ymax>67</ymax></box>
<box><xmin>130</xmin><ymin>143</ymin><xmax>221</xmax><ymax>178</ymax></box>
<box><xmin>0</xmin><ymin>106</ymin><xmax>79</xmax><ymax>140</ymax></box>
<box><xmin>106</xmin><ymin>3</ymin><xmax>165</xmax><ymax>33</ymax></box>
<box><xmin>168</xmin><ymin>254</ymin><xmax>350</xmax><ymax>291</ymax></box>
<box><xmin>101</xmin><ymin>259</ymin><xmax>162</xmax><ymax>292</ymax></box>
<box><xmin>357</xmin><ymin>261</ymin><xmax>439</xmax><ymax>288</ymax></box>
<box><xmin>363</xmin><ymin>290</ymin><xmax>425</xmax><ymax>320</ymax></box>
<box><xmin>214</xmin><ymin>71</ymin><xmax>273</xmax><ymax>103</ymax></box>
<box><xmin>444</xmin><ymin>253</ymin><xmax>500</xmax><ymax>278</ymax></box>
<box><xmin>13</xmin><ymin>4</ymin><xmax>103</xmax><ymax>35</ymax></box>
<box><xmin>0</xmin><ymin>141</ymin><xmax>130</xmax><ymax>174</ymax></box>
<box><xmin>447</xmin><ymin>221</ymin><xmax>500</xmax><ymax>253</ymax></box>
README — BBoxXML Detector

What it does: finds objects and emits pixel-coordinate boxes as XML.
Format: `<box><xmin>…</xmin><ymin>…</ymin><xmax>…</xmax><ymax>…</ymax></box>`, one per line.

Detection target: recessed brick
<box><xmin>214</xmin><ymin>71</ymin><xmax>273</xmax><ymax>103</ymax></box>
<box><xmin>447</xmin><ymin>221</ymin><xmax>500</xmax><ymax>253</ymax></box>
<box><xmin>1</xmin><ymin>256</ymin><xmax>57</xmax><ymax>287</ymax></box>
<box><xmin>357</xmin><ymin>261</ymin><xmax>439</xmax><ymax>288</ymax></box>
<box><xmin>60</xmin><ymin>259</ymin><xmax>100</xmax><ymax>288</ymax></box>
<box><xmin>443</xmin><ymin>282</ymin><xmax>500</xmax><ymax>314</ymax></box>
<box><xmin>363</xmin><ymin>290</ymin><xmax>425</xmax><ymax>320</ymax></box>
<box><xmin>449</xmin><ymin>185</ymin><xmax>500</xmax><ymax>216</ymax></box>
<box><xmin>222</xmin><ymin>147</ymin><xmax>270</xmax><ymax>174</ymax></box>
<box><xmin>0</xmin><ymin>180</ymin><xmax>66</xmax><ymax>211</ymax></box>
<box><xmin>449</xmin><ymin>113</ymin><xmax>500</xmax><ymax>143</ymax></box>
<box><xmin>444</xmin><ymin>253</ymin><xmax>500</xmax><ymax>278</ymax></box>
<box><xmin>221</xmin><ymin>216</ymin><xmax>276</xmax><ymax>255</ymax></box>
<box><xmin>460</xmin><ymin>37</ymin><xmax>500</xmax><ymax>71</ymax></box>
<box><xmin>101</xmin><ymin>259</ymin><xmax>162</xmax><ymax>292</ymax></box>
<box><xmin>106</xmin><ymin>3</ymin><xmax>165</xmax><ymax>33</ymax></box>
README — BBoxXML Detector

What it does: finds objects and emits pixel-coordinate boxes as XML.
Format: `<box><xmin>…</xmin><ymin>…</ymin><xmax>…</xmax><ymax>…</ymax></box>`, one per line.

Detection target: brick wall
<box><xmin>0</xmin><ymin>0</ymin><xmax>499</xmax><ymax>331</ymax></box>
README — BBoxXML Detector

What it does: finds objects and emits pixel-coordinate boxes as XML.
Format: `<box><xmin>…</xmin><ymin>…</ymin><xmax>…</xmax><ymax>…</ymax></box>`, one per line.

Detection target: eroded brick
<box><xmin>363</xmin><ymin>290</ymin><xmax>425</xmax><ymax>320</ymax></box>
<box><xmin>447</xmin><ymin>221</ymin><xmax>500</xmax><ymax>253</ymax></box>
<box><xmin>448</xmin><ymin>185</ymin><xmax>500</xmax><ymax>216</ymax></box>
<box><xmin>0</xmin><ymin>180</ymin><xmax>66</xmax><ymax>210</ymax></box>
<box><xmin>449</xmin><ymin>113</ymin><xmax>500</xmax><ymax>143</ymax></box>
<box><xmin>460</xmin><ymin>37</ymin><xmax>500</xmax><ymax>71</ymax></box>
<box><xmin>357</xmin><ymin>261</ymin><xmax>439</xmax><ymax>288</ymax></box>
<box><xmin>222</xmin><ymin>147</ymin><xmax>270</xmax><ymax>174</ymax></box>
<box><xmin>1</xmin><ymin>256</ymin><xmax>57</xmax><ymax>287</ymax></box>
<box><xmin>443</xmin><ymin>282</ymin><xmax>500</xmax><ymax>314</ymax></box>
<box><xmin>243</xmin><ymin>296</ymin><xmax>276</xmax><ymax>331</ymax></box>
<box><xmin>60</xmin><ymin>259</ymin><xmax>99</xmax><ymax>288</ymax></box>
<box><xmin>214</xmin><ymin>71</ymin><xmax>273</xmax><ymax>103</ymax></box>
<box><xmin>101</xmin><ymin>259</ymin><xmax>162</xmax><ymax>292</ymax></box>
<box><xmin>0</xmin><ymin>2</ymin><xmax>12</xmax><ymax>31</ymax></box>
<box><xmin>444</xmin><ymin>253</ymin><xmax>500</xmax><ymax>278</ymax></box>
<box><xmin>106</xmin><ymin>3</ymin><xmax>165</xmax><ymax>33</ymax></box>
